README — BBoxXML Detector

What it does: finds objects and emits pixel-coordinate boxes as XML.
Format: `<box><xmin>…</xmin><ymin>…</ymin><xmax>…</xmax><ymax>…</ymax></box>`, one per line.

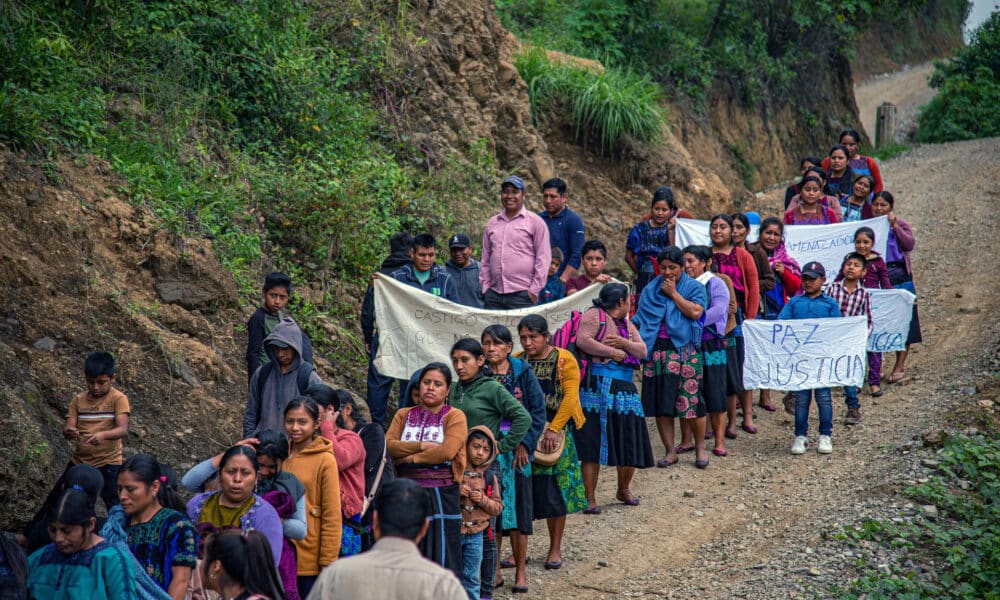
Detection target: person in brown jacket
<box><xmin>459</xmin><ymin>426</ymin><xmax>502</xmax><ymax>600</ymax></box>
<box><xmin>282</xmin><ymin>397</ymin><xmax>342</xmax><ymax>599</ymax></box>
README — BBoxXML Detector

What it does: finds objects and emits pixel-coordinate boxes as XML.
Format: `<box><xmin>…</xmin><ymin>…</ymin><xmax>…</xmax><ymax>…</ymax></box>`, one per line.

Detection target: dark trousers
<box><xmin>484</xmin><ymin>289</ymin><xmax>533</xmax><ymax>309</ymax></box>
<box><xmin>366</xmin><ymin>335</ymin><xmax>407</xmax><ymax>428</ymax></box>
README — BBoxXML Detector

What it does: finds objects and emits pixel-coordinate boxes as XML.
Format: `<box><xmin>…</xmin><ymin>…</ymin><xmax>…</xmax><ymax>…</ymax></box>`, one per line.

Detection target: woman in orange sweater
<box><xmin>282</xmin><ymin>396</ymin><xmax>341</xmax><ymax>599</ymax></box>
<box><xmin>387</xmin><ymin>362</ymin><xmax>468</xmax><ymax>577</ymax></box>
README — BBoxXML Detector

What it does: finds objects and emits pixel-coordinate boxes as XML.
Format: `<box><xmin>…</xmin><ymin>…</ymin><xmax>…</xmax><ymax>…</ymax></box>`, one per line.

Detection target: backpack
<box><xmin>551</xmin><ymin>309</ymin><xmax>607</xmax><ymax>380</ymax></box>
<box><xmin>254</xmin><ymin>361</ymin><xmax>315</xmax><ymax>400</ymax></box>
<box><xmin>358</xmin><ymin>423</ymin><xmax>394</xmax><ymax>522</ymax></box>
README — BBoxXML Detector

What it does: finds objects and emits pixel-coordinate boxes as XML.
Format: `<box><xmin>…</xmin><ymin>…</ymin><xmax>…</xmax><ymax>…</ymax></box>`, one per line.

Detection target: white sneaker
<box><xmin>790</xmin><ymin>436</ymin><xmax>808</xmax><ymax>455</ymax></box>
<box><xmin>818</xmin><ymin>435</ymin><xmax>833</xmax><ymax>454</ymax></box>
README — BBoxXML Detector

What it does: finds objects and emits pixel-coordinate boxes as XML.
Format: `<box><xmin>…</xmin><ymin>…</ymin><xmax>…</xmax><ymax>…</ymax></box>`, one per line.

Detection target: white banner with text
<box><xmin>373</xmin><ymin>275</ymin><xmax>605</xmax><ymax>380</ymax></box>
<box><xmin>742</xmin><ymin>316</ymin><xmax>868</xmax><ymax>391</ymax></box>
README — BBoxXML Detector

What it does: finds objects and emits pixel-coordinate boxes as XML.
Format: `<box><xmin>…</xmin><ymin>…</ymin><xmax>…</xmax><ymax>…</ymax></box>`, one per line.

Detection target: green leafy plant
<box><xmin>514</xmin><ymin>47</ymin><xmax>665</xmax><ymax>154</ymax></box>
<box><xmin>834</xmin><ymin>434</ymin><xmax>1000</xmax><ymax>599</ymax></box>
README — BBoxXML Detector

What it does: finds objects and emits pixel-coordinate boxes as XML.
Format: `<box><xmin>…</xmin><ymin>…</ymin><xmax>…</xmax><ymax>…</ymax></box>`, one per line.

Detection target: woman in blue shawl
<box><xmin>634</xmin><ymin>246</ymin><xmax>709</xmax><ymax>469</ymax></box>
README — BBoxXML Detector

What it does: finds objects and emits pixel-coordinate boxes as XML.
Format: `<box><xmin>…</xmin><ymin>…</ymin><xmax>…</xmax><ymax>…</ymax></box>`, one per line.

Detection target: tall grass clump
<box><xmin>514</xmin><ymin>47</ymin><xmax>665</xmax><ymax>154</ymax></box>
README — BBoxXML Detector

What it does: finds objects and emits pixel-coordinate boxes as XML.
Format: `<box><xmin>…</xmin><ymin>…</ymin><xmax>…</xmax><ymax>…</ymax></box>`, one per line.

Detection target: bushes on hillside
<box><xmin>918</xmin><ymin>12</ymin><xmax>1000</xmax><ymax>142</ymax></box>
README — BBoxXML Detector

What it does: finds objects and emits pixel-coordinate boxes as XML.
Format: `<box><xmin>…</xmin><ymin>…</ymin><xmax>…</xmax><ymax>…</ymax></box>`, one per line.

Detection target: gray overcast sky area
<box><xmin>965</xmin><ymin>0</ymin><xmax>998</xmax><ymax>41</ymax></box>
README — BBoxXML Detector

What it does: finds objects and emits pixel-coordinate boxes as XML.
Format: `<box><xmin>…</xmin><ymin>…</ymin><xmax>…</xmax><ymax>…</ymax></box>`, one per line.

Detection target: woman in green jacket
<box><xmin>449</xmin><ymin>338</ymin><xmax>532</xmax><ymax>593</ymax></box>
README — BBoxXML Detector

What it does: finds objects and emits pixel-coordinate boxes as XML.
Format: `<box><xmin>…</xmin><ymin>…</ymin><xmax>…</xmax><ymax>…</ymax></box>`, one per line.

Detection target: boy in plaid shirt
<box><xmin>825</xmin><ymin>252</ymin><xmax>872</xmax><ymax>425</ymax></box>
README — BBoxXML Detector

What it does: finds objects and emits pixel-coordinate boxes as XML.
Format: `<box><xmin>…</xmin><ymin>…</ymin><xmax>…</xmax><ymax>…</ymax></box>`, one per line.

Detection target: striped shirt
<box><xmin>68</xmin><ymin>387</ymin><xmax>130</xmax><ymax>467</ymax></box>
<box><xmin>825</xmin><ymin>282</ymin><xmax>872</xmax><ymax>331</ymax></box>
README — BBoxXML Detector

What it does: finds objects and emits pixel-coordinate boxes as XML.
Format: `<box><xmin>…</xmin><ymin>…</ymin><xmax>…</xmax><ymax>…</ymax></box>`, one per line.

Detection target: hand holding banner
<box><xmin>742</xmin><ymin>316</ymin><xmax>868</xmax><ymax>391</ymax></box>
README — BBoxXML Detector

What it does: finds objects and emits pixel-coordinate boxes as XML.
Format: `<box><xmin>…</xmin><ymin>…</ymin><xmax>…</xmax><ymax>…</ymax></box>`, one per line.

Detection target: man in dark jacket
<box><xmin>361</xmin><ymin>232</ymin><xmax>412</xmax><ymax>429</ymax></box>
<box><xmin>444</xmin><ymin>233</ymin><xmax>484</xmax><ymax>308</ymax></box>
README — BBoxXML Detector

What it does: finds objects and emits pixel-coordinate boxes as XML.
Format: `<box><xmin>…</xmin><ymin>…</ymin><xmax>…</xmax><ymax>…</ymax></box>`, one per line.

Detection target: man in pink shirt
<box><xmin>480</xmin><ymin>175</ymin><xmax>551</xmax><ymax>309</ymax></box>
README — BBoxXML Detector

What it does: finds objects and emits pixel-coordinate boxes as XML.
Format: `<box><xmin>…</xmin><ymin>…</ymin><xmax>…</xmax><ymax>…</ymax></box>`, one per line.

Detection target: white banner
<box><xmin>373</xmin><ymin>275</ymin><xmax>606</xmax><ymax>380</ymax></box>
<box><xmin>783</xmin><ymin>216</ymin><xmax>889</xmax><ymax>278</ymax></box>
<box><xmin>742</xmin><ymin>316</ymin><xmax>868</xmax><ymax>391</ymax></box>
<box><xmin>867</xmin><ymin>288</ymin><xmax>916</xmax><ymax>352</ymax></box>
<box><xmin>675</xmin><ymin>216</ymin><xmax>889</xmax><ymax>279</ymax></box>
<box><xmin>674</xmin><ymin>218</ymin><xmax>757</xmax><ymax>248</ymax></box>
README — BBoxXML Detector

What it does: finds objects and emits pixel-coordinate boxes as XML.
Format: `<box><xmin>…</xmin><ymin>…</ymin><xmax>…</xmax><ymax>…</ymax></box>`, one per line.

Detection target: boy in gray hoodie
<box><xmin>243</xmin><ymin>317</ymin><xmax>323</xmax><ymax>437</ymax></box>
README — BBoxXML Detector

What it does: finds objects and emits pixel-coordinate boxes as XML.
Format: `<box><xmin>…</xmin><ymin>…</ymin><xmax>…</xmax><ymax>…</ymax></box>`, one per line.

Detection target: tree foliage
<box><xmin>918</xmin><ymin>12</ymin><xmax>1000</xmax><ymax>142</ymax></box>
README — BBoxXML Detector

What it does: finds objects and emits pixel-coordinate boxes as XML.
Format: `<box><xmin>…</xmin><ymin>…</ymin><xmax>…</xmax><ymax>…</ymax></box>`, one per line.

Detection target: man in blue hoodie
<box><xmin>244</xmin><ymin>317</ymin><xmax>323</xmax><ymax>437</ymax></box>
<box><xmin>390</xmin><ymin>233</ymin><xmax>460</xmax><ymax>303</ymax></box>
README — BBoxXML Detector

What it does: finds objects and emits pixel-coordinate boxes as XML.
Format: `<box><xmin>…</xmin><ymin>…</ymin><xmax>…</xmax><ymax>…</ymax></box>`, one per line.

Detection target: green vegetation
<box><xmin>0</xmin><ymin>0</ymin><xmax>494</xmax><ymax>306</ymax></box>
<box><xmin>833</xmin><ymin>434</ymin><xmax>1000</xmax><ymax>599</ymax></box>
<box><xmin>514</xmin><ymin>48</ymin><xmax>665</xmax><ymax>154</ymax></box>
<box><xmin>498</xmin><ymin>0</ymin><xmax>933</xmax><ymax>107</ymax></box>
<box><xmin>918</xmin><ymin>12</ymin><xmax>1000</xmax><ymax>142</ymax></box>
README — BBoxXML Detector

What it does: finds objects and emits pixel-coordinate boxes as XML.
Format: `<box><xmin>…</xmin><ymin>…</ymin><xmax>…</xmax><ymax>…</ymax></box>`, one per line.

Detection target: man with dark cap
<box><xmin>479</xmin><ymin>176</ymin><xmax>551</xmax><ymax>309</ymax></box>
<box><xmin>444</xmin><ymin>233</ymin><xmax>484</xmax><ymax>308</ymax></box>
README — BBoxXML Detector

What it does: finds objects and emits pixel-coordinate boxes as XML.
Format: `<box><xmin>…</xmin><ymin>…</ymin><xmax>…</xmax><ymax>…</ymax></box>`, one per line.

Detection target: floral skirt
<box><xmin>576</xmin><ymin>362</ymin><xmax>654</xmax><ymax>468</ymax></box>
<box><xmin>641</xmin><ymin>338</ymin><xmax>704</xmax><ymax>419</ymax></box>
<box><xmin>532</xmin><ymin>428</ymin><xmax>587</xmax><ymax>519</ymax></box>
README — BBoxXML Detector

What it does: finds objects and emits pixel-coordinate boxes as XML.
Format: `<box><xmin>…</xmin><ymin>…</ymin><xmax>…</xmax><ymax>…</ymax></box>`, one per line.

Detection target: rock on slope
<box><xmin>0</xmin><ymin>149</ymin><xmax>246</xmax><ymax>527</ymax></box>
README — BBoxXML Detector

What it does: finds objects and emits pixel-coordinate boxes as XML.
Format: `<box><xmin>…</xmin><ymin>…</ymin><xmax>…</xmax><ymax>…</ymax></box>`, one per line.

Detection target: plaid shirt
<box><xmin>825</xmin><ymin>281</ymin><xmax>872</xmax><ymax>331</ymax></box>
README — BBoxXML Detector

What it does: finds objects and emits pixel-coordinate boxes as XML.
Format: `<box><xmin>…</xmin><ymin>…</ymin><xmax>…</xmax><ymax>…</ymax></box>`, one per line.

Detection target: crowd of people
<box><xmin>3</xmin><ymin>129</ymin><xmax>922</xmax><ymax>600</ymax></box>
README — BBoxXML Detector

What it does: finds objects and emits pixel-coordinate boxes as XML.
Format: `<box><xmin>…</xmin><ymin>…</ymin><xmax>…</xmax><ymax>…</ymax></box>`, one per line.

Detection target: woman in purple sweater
<box><xmin>871</xmin><ymin>191</ymin><xmax>921</xmax><ymax>383</ymax></box>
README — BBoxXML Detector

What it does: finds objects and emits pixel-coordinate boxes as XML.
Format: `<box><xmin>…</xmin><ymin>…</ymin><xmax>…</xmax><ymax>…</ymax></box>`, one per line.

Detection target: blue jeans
<box><xmin>843</xmin><ymin>386</ymin><xmax>860</xmax><ymax>409</ymax></box>
<box><xmin>461</xmin><ymin>532</ymin><xmax>484</xmax><ymax>600</ymax></box>
<box><xmin>795</xmin><ymin>387</ymin><xmax>832</xmax><ymax>437</ymax></box>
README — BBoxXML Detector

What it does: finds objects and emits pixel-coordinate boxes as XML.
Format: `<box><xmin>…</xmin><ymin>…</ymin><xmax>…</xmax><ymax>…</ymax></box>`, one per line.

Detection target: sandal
<box><xmin>616</xmin><ymin>490</ymin><xmax>640</xmax><ymax>506</ymax></box>
<box><xmin>759</xmin><ymin>401</ymin><xmax>777</xmax><ymax>412</ymax></box>
<box><xmin>887</xmin><ymin>372</ymin><xmax>906</xmax><ymax>384</ymax></box>
<box><xmin>741</xmin><ymin>424</ymin><xmax>758</xmax><ymax>434</ymax></box>
<box><xmin>657</xmin><ymin>456</ymin><xmax>679</xmax><ymax>468</ymax></box>
<box><xmin>500</xmin><ymin>559</ymin><xmax>515</xmax><ymax>569</ymax></box>
<box><xmin>583</xmin><ymin>505</ymin><xmax>602</xmax><ymax>515</ymax></box>
<box><xmin>674</xmin><ymin>444</ymin><xmax>696</xmax><ymax>454</ymax></box>
<box><xmin>871</xmin><ymin>385</ymin><xmax>883</xmax><ymax>397</ymax></box>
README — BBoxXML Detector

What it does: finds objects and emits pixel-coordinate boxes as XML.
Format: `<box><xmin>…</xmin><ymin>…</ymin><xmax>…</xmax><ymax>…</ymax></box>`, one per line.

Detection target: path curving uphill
<box><xmin>509</xmin><ymin>70</ymin><xmax>1000</xmax><ymax>599</ymax></box>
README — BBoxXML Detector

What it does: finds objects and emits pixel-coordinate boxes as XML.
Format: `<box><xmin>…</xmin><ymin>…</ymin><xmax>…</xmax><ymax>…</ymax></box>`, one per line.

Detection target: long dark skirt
<box><xmin>891</xmin><ymin>278</ymin><xmax>923</xmax><ymax>345</ymax></box>
<box><xmin>532</xmin><ymin>429</ymin><xmax>588</xmax><ymax>520</ymax></box>
<box><xmin>576</xmin><ymin>362</ymin><xmax>654</xmax><ymax>468</ymax></box>
<box><xmin>724</xmin><ymin>334</ymin><xmax>745</xmax><ymax>395</ymax></box>
<box><xmin>641</xmin><ymin>338</ymin><xmax>704</xmax><ymax>419</ymax></box>
<box><xmin>418</xmin><ymin>483</ymin><xmax>462</xmax><ymax>577</ymax></box>
<box><xmin>701</xmin><ymin>336</ymin><xmax>729</xmax><ymax>413</ymax></box>
<box><xmin>497</xmin><ymin>451</ymin><xmax>533</xmax><ymax>534</ymax></box>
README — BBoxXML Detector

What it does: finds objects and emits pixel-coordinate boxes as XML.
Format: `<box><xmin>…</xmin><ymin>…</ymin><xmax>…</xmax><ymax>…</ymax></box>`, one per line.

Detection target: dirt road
<box><xmin>502</xmin><ymin>71</ymin><xmax>1000</xmax><ymax>598</ymax></box>
<box><xmin>854</xmin><ymin>62</ymin><xmax>936</xmax><ymax>143</ymax></box>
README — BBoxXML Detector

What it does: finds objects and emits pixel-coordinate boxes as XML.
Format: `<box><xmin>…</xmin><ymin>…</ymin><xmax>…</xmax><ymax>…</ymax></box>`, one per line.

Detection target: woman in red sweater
<box><xmin>304</xmin><ymin>384</ymin><xmax>367</xmax><ymax>558</ymax></box>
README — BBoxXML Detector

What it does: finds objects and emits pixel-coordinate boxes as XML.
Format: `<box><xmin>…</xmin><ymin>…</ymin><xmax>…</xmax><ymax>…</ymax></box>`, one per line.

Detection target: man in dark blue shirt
<box><xmin>538</xmin><ymin>177</ymin><xmax>585</xmax><ymax>286</ymax></box>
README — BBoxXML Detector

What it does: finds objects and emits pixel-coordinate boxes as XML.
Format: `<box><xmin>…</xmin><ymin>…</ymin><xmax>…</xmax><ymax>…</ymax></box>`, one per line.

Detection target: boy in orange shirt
<box><xmin>61</xmin><ymin>351</ymin><xmax>130</xmax><ymax>508</ymax></box>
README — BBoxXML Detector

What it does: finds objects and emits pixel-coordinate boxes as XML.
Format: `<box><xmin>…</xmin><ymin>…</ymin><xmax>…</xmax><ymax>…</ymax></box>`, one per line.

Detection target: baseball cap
<box><xmin>501</xmin><ymin>175</ymin><xmax>525</xmax><ymax>191</ymax></box>
<box><xmin>449</xmin><ymin>233</ymin><xmax>471</xmax><ymax>249</ymax></box>
<box><xmin>801</xmin><ymin>261</ymin><xmax>826</xmax><ymax>278</ymax></box>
